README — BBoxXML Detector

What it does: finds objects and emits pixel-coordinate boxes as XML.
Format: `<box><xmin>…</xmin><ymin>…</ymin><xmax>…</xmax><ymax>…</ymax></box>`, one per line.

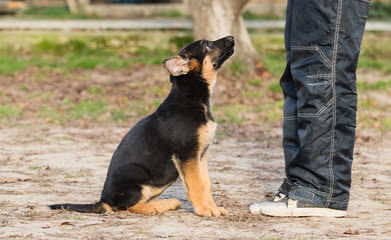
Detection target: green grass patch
<box><xmin>38</xmin><ymin>106</ymin><xmax>62</xmax><ymax>123</ymax></box>
<box><xmin>0</xmin><ymin>57</ymin><xmax>29</xmax><ymax>75</ymax></box>
<box><xmin>359</xmin><ymin>34</ymin><xmax>391</xmax><ymax>73</ymax></box>
<box><xmin>357</xmin><ymin>79</ymin><xmax>391</xmax><ymax>92</ymax></box>
<box><xmin>243</xmin><ymin>10</ymin><xmax>282</xmax><ymax>20</ymax></box>
<box><xmin>111</xmin><ymin>108</ymin><xmax>127</xmax><ymax>122</ymax></box>
<box><xmin>68</xmin><ymin>100</ymin><xmax>108</xmax><ymax>120</ymax></box>
<box><xmin>268</xmin><ymin>81</ymin><xmax>282</xmax><ymax>93</ymax></box>
<box><xmin>226</xmin><ymin>60</ymin><xmax>248</xmax><ymax>75</ymax></box>
<box><xmin>153</xmin><ymin>9</ymin><xmax>189</xmax><ymax>19</ymax></box>
<box><xmin>0</xmin><ymin>34</ymin><xmax>177</xmax><ymax>74</ymax></box>
<box><xmin>262</xmin><ymin>51</ymin><xmax>286</xmax><ymax>77</ymax></box>
<box><xmin>0</xmin><ymin>105</ymin><xmax>23</xmax><ymax>118</ymax></box>
<box><xmin>169</xmin><ymin>35</ymin><xmax>194</xmax><ymax>50</ymax></box>
<box><xmin>369</xmin><ymin>0</ymin><xmax>391</xmax><ymax>20</ymax></box>
<box><xmin>89</xmin><ymin>86</ymin><xmax>104</xmax><ymax>95</ymax></box>
<box><xmin>18</xmin><ymin>6</ymin><xmax>97</xmax><ymax>20</ymax></box>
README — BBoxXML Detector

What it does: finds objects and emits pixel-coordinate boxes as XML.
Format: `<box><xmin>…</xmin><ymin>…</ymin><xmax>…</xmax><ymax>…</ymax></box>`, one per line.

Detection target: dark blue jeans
<box><xmin>280</xmin><ymin>0</ymin><xmax>370</xmax><ymax>210</ymax></box>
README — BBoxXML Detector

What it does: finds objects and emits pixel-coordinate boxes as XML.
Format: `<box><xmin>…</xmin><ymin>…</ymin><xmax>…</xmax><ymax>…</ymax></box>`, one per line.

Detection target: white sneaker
<box><xmin>250</xmin><ymin>194</ymin><xmax>347</xmax><ymax>217</ymax></box>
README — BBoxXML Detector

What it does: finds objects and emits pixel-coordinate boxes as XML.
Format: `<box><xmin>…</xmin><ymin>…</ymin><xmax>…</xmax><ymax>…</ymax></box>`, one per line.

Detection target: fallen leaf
<box><xmin>343</xmin><ymin>228</ymin><xmax>360</xmax><ymax>235</ymax></box>
<box><xmin>6</xmin><ymin>177</ymin><xmax>18</xmax><ymax>183</ymax></box>
<box><xmin>61</xmin><ymin>221</ymin><xmax>74</xmax><ymax>226</ymax></box>
<box><xmin>264</xmin><ymin>192</ymin><xmax>274</xmax><ymax>198</ymax></box>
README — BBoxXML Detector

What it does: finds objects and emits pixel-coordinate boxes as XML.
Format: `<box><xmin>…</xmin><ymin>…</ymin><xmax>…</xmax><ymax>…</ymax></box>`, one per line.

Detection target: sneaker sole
<box><xmin>261</xmin><ymin>207</ymin><xmax>347</xmax><ymax>217</ymax></box>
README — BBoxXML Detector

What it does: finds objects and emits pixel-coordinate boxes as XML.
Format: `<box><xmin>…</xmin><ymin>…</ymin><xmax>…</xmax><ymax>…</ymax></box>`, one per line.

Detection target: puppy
<box><xmin>50</xmin><ymin>36</ymin><xmax>235</xmax><ymax>217</ymax></box>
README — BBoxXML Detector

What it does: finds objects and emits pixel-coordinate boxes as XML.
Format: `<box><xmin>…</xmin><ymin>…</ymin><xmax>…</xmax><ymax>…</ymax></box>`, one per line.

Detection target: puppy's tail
<box><xmin>49</xmin><ymin>202</ymin><xmax>111</xmax><ymax>214</ymax></box>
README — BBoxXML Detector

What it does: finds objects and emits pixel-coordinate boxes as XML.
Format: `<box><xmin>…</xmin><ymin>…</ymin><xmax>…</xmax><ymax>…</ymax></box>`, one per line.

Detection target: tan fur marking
<box><xmin>200</xmin><ymin>154</ymin><xmax>213</xmax><ymax>203</ymax></box>
<box><xmin>200</xmin><ymin>154</ymin><xmax>228</xmax><ymax>216</ymax></box>
<box><xmin>139</xmin><ymin>182</ymin><xmax>174</xmax><ymax>203</ymax></box>
<box><xmin>102</xmin><ymin>202</ymin><xmax>113</xmax><ymax>213</ymax></box>
<box><xmin>128</xmin><ymin>199</ymin><xmax>181</xmax><ymax>215</ymax></box>
<box><xmin>181</xmin><ymin>159</ymin><xmax>205</xmax><ymax>204</ymax></box>
<box><xmin>202</xmin><ymin>55</ymin><xmax>217</xmax><ymax>90</ymax></box>
<box><xmin>170</xmin><ymin>119</ymin><xmax>226</xmax><ymax>216</ymax></box>
<box><xmin>197</xmin><ymin>120</ymin><xmax>216</xmax><ymax>153</ymax></box>
<box><xmin>189</xmin><ymin>58</ymin><xmax>201</xmax><ymax>72</ymax></box>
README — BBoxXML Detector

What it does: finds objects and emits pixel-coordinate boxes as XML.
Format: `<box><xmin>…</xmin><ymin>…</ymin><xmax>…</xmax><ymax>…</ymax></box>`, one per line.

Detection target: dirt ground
<box><xmin>1</xmin><ymin>123</ymin><xmax>390</xmax><ymax>239</ymax></box>
<box><xmin>0</xmin><ymin>63</ymin><xmax>390</xmax><ymax>239</ymax></box>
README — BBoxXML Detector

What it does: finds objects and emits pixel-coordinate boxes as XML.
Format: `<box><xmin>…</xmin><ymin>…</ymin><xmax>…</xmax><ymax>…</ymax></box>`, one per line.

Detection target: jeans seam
<box><xmin>327</xmin><ymin>0</ymin><xmax>344</xmax><ymax>208</ymax></box>
<box><xmin>291</xmin><ymin>46</ymin><xmax>333</xmax><ymax>68</ymax></box>
<box><xmin>297</xmin><ymin>98</ymin><xmax>334</xmax><ymax>118</ymax></box>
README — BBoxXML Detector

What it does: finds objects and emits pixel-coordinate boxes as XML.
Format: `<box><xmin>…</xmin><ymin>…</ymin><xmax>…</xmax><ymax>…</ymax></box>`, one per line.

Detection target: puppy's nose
<box><xmin>226</xmin><ymin>36</ymin><xmax>234</xmax><ymax>42</ymax></box>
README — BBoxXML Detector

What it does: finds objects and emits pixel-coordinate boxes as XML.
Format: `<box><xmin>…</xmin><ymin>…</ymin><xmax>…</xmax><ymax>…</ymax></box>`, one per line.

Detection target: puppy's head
<box><xmin>162</xmin><ymin>36</ymin><xmax>235</xmax><ymax>83</ymax></box>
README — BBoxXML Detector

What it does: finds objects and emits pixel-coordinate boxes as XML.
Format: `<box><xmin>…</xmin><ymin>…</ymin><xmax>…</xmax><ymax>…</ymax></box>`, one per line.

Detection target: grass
<box><xmin>69</xmin><ymin>100</ymin><xmax>108</xmax><ymax>120</ymax></box>
<box><xmin>357</xmin><ymin>79</ymin><xmax>391</xmax><ymax>92</ymax></box>
<box><xmin>359</xmin><ymin>33</ymin><xmax>391</xmax><ymax>73</ymax></box>
<box><xmin>0</xmin><ymin>33</ymin><xmax>177</xmax><ymax>74</ymax></box>
<box><xmin>10</xmin><ymin>2</ymin><xmax>391</xmax><ymax>21</ymax></box>
<box><xmin>17</xmin><ymin>6</ymin><xmax>99</xmax><ymax>20</ymax></box>
<box><xmin>243</xmin><ymin>10</ymin><xmax>283</xmax><ymax>20</ymax></box>
<box><xmin>369</xmin><ymin>0</ymin><xmax>391</xmax><ymax>20</ymax></box>
<box><xmin>0</xmin><ymin>31</ymin><xmax>389</xmax><ymax>134</ymax></box>
<box><xmin>0</xmin><ymin>106</ymin><xmax>23</xmax><ymax>118</ymax></box>
<box><xmin>227</xmin><ymin>60</ymin><xmax>248</xmax><ymax>75</ymax></box>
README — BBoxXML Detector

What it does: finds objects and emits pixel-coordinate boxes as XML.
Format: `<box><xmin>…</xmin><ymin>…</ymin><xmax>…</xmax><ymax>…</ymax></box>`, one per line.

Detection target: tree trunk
<box><xmin>66</xmin><ymin>0</ymin><xmax>80</xmax><ymax>14</ymax></box>
<box><xmin>66</xmin><ymin>0</ymin><xmax>90</xmax><ymax>15</ymax></box>
<box><xmin>189</xmin><ymin>0</ymin><xmax>259</xmax><ymax>72</ymax></box>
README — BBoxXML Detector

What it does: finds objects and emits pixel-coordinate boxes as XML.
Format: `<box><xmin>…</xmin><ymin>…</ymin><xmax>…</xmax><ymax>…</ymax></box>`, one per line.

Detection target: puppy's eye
<box><xmin>205</xmin><ymin>42</ymin><xmax>211</xmax><ymax>49</ymax></box>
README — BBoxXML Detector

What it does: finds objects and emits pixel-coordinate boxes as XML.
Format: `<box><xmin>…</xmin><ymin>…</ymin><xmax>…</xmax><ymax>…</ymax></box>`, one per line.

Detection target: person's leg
<box><xmin>251</xmin><ymin>0</ymin><xmax>370</xmax><ymax>216</ymax></box>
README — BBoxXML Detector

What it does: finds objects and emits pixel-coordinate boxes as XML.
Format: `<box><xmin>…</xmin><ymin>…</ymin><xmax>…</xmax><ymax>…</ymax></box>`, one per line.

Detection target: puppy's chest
<box><xmin>197</xmin><ymin>120</ymin><xmax>217</xmax><ymax>150</ymax></box>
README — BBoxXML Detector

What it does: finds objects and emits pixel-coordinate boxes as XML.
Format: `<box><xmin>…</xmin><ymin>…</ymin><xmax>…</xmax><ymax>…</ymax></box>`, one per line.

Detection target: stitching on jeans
<box><xmin>297</xmin><ymin>98</ymin><xmax>334</xmax><ymax>118</ymax></box>
<box><xmin>327</xmin><ymin>0</ymin><xmax>344</xmax><ymax>208</ymax></box>
<box><xmin>291</xmin><ymin>46</ymin><xmax>333</xmax><ymax>68</ymax></box>
<box><xmin>306</xmin><ymin>74</ymin><xmax>332</xmax><ymax>79</ymax></box>
<box><xmin>284</xmin><ymin>116</ymin><xmax>298</xmax><ymax>120</ymax></box>
<box><xmin>307</xmin><ymin>80</ymin><xmax>333</xmax><ymax>86</ymax></box>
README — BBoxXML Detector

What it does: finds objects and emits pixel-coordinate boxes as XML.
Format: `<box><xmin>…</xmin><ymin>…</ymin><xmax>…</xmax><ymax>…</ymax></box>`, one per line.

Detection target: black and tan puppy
<box><xmin>50</xmin><ymin>36</ymin><xmax>235</xmax><ymax>217</ymax></box>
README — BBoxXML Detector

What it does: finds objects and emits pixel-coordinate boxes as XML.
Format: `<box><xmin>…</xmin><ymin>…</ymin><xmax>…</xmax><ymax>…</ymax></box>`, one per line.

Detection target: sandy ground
<box><xmin>0</xmin><ymin>124</ymin><xmax>390</xmax><ymax>240</ymax></box>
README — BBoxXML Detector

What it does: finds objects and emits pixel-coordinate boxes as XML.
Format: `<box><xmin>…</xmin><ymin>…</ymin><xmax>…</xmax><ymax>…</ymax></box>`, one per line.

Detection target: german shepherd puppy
<box><xmin>50</xmin><ymin>36</ymin><xmax>235</xmax><ymax>217</ymax></box>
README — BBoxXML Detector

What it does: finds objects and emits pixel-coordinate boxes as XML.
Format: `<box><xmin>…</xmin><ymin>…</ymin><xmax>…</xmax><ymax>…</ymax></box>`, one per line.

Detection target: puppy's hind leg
<box><xmin>128</xmin><ymin>199</ymin><xmax>181</xmax><ymax>215</ymax></box>
<box><xmin>126</xmin><ymin>183</ymin><xmax>181</xmax><ymax>215</ymax></box>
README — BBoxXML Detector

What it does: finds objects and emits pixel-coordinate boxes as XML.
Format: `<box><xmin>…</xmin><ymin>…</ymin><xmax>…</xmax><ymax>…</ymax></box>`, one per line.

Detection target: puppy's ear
<box><xmin>162</xmin><ymin>56</ymin><xmax>190</xmax><ymax>76</ymax></box>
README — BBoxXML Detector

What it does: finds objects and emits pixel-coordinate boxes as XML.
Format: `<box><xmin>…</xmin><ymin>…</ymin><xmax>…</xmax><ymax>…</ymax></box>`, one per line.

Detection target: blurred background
<box><xmin>0</xmin><ymin>0</ymin><xmax>391</xmax><ymax>140</ymax></box>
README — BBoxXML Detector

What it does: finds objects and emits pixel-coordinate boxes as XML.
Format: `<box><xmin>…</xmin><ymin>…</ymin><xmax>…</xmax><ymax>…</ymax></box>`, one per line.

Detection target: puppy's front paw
<box><xmin>217</xmin><ymin>207</ymin><xmax>228</xmax><ymax>215</ymax></box>
<box><xmin>194</xmin><ymin>204</ymin><xmax>226</xmax><ymax>217</ymax></box>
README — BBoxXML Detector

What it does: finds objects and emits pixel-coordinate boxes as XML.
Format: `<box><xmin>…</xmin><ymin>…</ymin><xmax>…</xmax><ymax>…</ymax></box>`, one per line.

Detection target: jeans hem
<box><xmin>289</xmin><ymin>185</ymin><xmax>349</xmax><ymax>211</ymax></box>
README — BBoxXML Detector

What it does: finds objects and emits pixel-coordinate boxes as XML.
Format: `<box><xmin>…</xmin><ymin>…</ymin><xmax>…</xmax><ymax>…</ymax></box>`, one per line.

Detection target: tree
<box><xmin>189</xmin><ymin>0</ymin><xmax>260</xmax><ymax>72</ymax></box>
<box><xmin>66</xmin><ymin>0</ymin><xmax>90</xmax><ymax>15</ymax></box>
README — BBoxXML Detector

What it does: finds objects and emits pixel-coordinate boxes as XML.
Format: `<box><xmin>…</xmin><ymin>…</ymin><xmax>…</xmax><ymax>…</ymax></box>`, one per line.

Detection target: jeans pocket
<box><xmin>291</xmin><ymin>47</ymin><xmax>334</xmax><ymax>117</ymax></box>
<box><xmin>354</xmin><ymin>0</ymin><xmax>371</xmax><ymax>22</ymax></box>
